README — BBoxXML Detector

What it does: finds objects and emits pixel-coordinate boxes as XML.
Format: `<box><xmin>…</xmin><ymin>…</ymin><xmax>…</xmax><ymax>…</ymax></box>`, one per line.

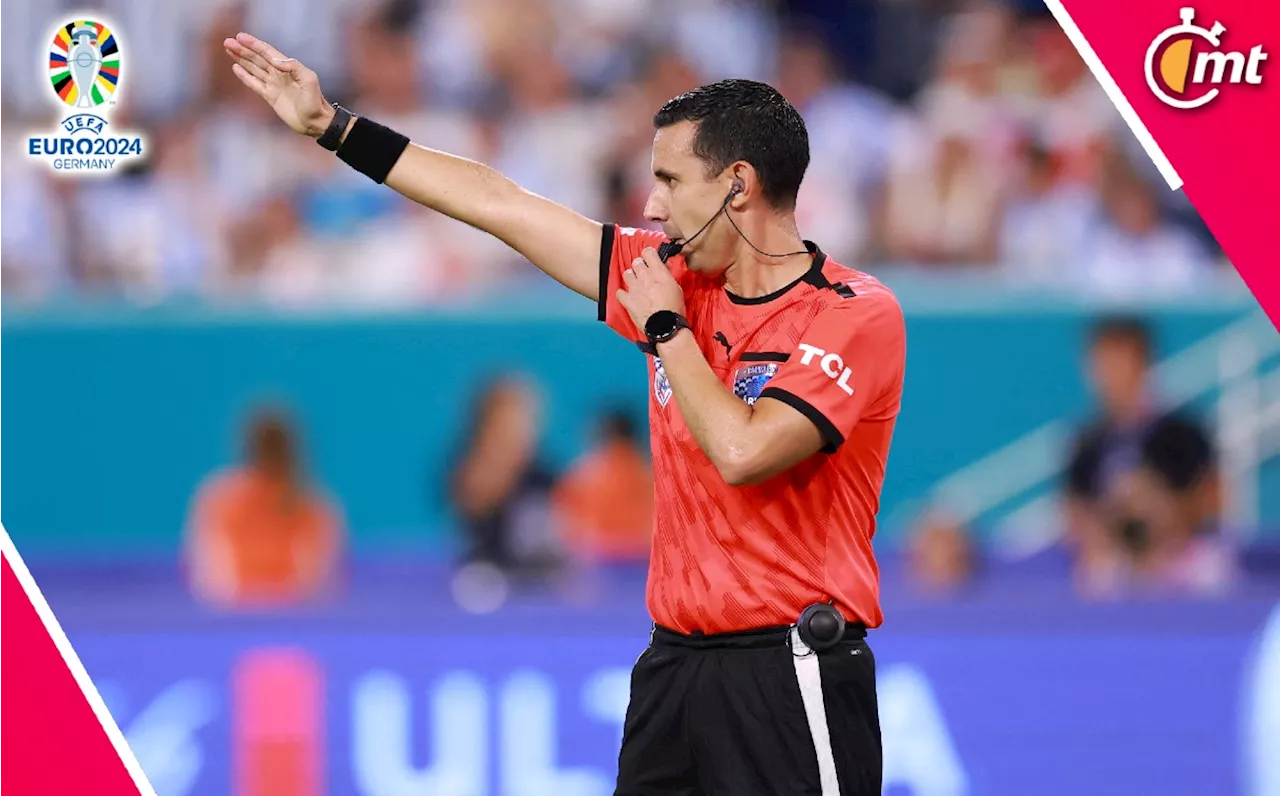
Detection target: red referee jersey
<box><xmin>598</xmin><ymin>225</ymin><xmax>906</xmax><ymax>634</ymax></box>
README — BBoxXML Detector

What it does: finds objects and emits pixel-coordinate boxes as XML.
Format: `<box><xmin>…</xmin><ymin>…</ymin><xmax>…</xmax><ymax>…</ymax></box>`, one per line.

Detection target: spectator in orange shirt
<box><xmin>185</xmin><ymin>407</ymin><xmax>343</xmax><ymax>608</ymax></box>
<box><xmin>554</xmin><ymin>410</ymin><xmax>653</xmax><ymax>564</ymax></box>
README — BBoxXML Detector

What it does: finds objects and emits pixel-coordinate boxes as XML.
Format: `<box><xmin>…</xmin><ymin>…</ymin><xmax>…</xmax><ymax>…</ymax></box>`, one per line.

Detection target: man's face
<box><xmin>1110</xmin><ymin>183</ymin><xmax>1157</xmax><ymax>236</ymax></box>
<box><xmin>644</xmin><ymin>121</ymin><xmax>735</xmax><ymax>275</ymax></box>
<box><xmin>1088</xmin><ymin>337</ymin><xmax>1149</xmax><ymax>419</ymax></box>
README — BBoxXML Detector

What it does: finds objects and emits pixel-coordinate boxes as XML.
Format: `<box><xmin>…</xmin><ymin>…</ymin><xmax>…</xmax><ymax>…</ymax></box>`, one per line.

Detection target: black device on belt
<box><xmin>796</xmin><ymin>603</ymin><xmax>850</xmax><ymax>652</ymax></box>
<box><xmin>650</xmin><ymin>603</ymin><xmax>864</xmax><ymax>652</ymax></box>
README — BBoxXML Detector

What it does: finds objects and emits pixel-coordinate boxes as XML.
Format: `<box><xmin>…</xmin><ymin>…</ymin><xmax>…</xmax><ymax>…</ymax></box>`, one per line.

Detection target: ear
<box><xmin>728</xmin><ymin>162</ymin><xmax>755</xmax><ymax>209</ymax></box>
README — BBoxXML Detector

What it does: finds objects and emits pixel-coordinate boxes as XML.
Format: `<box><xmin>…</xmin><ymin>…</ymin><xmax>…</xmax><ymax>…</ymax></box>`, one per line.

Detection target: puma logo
<box><xmin>713</xmin><ymin>331</ymin><xmax>732</xmax><ymax>358</ymax></box>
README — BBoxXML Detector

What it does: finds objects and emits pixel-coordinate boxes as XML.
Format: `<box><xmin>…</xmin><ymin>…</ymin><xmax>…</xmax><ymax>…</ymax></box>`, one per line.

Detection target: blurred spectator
<box><xmin>250</xmin><ymin>0</ymin><xmax>501</xmax><ymax>305</ymax></box>
<box><xmin>185</xmin><ymin>407</ymin><xmax>344</xmax><ymax>608</ymax></box>
<box><xmin>998</xmin><ymin>143</ymin><xmax>1100</xmax><ymax>281</ymax></box>
<box><xmin>914</xmin><ymin>2</ymin><xmax>1021</xmax><ymax>166</ymax></box>
<box><xmin>448</xmin><ymin>375</ymin><xmax>565</xmax><ymax>586</ymax></box>
<box><xmin>881</xmin><ymin>126</ymin><xmax>1004</xmax><ymax>265</ymax></box>
<box><xmin>1062</xmin><ymin>316</ymin><xmax>1235</xmax><ymax>598</ymax></box>
<box><xmin>1</xmin><ymin>147</ymin><xmax>75</xmax><ymax>301</ymax></box>
<box><xmin>667</xmin><ymin>0</ymin><xmax>777</xmax><ymax>84</ymax></box>
<box><xmin>1015</xmin><ymin>19</ymin><xmax>1119</xmax><ymax>188</ymax></box>
<box><xmin>68</xmin><ymin>116</ymin><xmax>223</xmax><ymax>300</ymax></box>
<box><xmin>776</xmin><ymin>22</ymin><xmax>894</xmax><ymax>263</ymax></box>
<box><xmin>1098</xmin><ymin>464</ymin><xmax>1235</xmax><ymax>595</ymax></box>
<box><xmin>1075</xmin><ymin>164</ymin><xmax>1212</xmax><ymax>295</ymax></box>
<box><xmin>198</xmin><ymin>2</ymin><xmax>311</xmax><ymax>254</ymax></box>
<box><xmin>602</xmin><ymin>47</ymin><xmax>705</xmax><ymax>224</ymax></box>
<box><xmin>491</xmin><ymin>38</ymin><xmax>615</xmax><ymax>231</ymax></box>
<box><xmin>906</xmin><ymin>510</ymin><xmax>978</xmax><ymax>595</ymax></box>
<box><xmin>178</xmin><ymin>1</ymin><xmax>310</xmax><ymax>302</ymax></box>
<box><xmin>553</xmin><ymin>410</ymin><xmax>653</xmax><ymax>564</ymax></box>
<box><xmin>877</xmin><ymin>5</ymin><xmax>1012</xmax><ymax>269</ymax></box>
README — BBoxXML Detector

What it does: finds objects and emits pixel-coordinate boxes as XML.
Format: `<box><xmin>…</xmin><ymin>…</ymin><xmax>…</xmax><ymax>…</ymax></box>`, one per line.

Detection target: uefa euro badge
<box><xmin>27</xmin><ymin>18</ymin><xmax>146</xmax><ymax>174</ymax></box>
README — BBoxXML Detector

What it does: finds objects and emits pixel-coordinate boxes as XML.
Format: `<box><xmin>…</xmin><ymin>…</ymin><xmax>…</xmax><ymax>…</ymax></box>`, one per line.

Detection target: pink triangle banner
<box><xmin>1046</xmin><ymin>0</ymin><xmax>1280</xmax><ymax>328</ymax></box>
<box><xmin>1</xmin><ymin>528</ymin><xmax>153</xmax><ymax>795</ymax></box>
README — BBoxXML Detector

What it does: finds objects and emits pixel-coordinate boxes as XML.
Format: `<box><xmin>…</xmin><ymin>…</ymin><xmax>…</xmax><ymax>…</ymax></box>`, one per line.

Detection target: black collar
<box><xmin>724</xmin><ymin>242</ymin><xmax>828</xmax><ymax>305</ymax></box>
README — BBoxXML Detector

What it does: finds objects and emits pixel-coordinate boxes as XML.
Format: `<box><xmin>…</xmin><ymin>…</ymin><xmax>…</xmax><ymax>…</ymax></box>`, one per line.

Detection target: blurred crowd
<box><xmin>2</xmin><ymin>0</ymin><xmax>1233</xmax><ymax>307</ymax></box>
<box><xmin>908</xmin><ymin>314</ymin><xmax>1237</xmax><ymax>601</ymax></box>
<box><xmin>184</xmin><ymin>388</ymin><xmax>653</xmax><ymax>611</ymax></box>
<box><xmin>182</xmin><ymin>314</ymin><xmax>1239</xmax><ymax>612</ymax></box>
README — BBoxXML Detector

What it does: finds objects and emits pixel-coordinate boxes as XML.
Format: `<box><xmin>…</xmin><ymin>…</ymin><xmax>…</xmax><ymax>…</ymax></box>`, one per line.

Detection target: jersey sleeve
<box><xmin>597</xmin><ymin>224</ymin><xmax>673</xmax><ymax>342</ymax></box>
<box><xmin>758</xmin><ymin>292</ymin><xmax>906</xmax><ymax>453</ymax></box>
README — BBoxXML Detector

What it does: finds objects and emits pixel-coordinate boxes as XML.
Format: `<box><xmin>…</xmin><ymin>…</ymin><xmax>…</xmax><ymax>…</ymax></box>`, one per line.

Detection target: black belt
<box><xmin>652</xmin><ymin>609</ymin><xmax>867</xmax><ymax>652</ymax></box>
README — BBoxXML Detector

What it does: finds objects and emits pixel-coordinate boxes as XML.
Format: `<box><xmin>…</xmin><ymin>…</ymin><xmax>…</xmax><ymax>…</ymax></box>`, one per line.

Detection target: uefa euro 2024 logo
<box><xmin>27</xmin><ymin>18</ymin><xmax>145</xmax><ymax>174</ymax></box>
<box><xmin>1145</xmin><ymin>8</ymin><xmax>1268</xmax><ymax>109</ymax></box>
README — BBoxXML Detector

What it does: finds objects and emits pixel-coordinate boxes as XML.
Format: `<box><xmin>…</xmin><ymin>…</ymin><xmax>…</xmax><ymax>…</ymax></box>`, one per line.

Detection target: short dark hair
<box><xmin>374</xmin><ymin>0</ymin><xmax>423</xmax><ymax>30</ymax></box>
<box><xmin>653</xmin><ymin>79</ymin><xmax>809</xmax><ymax>210</ymax></box>
<box><xmin>244</xmin><ymin>406</ymin><xmax>300</xmax><ymax>480</ymax></box>
<box><xmin>1089</xmin><ymin>314</ymin><xmax>1154</xmax><ymax>361</ymax></box>
<box><xmin>600</xmin><ymin>409</ymin><xmax>638</xmax><ymax>443</ymax></box>
<box><xmin>1026</xmin><ymin>141</ymin><xmax>1053</xmax><ymax>172</ymax></box>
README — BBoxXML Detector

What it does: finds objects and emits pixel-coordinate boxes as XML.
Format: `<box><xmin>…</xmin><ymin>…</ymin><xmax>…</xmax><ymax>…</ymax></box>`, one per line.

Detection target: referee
<box><xmin>226</xmin><ymin>31</ymin><xmax>905</xmax><ymax>796</ymax></box>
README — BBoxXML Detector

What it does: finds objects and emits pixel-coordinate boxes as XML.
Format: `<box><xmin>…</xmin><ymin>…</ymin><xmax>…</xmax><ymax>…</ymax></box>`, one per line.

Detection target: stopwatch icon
<box><xmin>1145</xmin><ymin>7</ymin><xmax>1227</xmax><ymax>109</ymax></box>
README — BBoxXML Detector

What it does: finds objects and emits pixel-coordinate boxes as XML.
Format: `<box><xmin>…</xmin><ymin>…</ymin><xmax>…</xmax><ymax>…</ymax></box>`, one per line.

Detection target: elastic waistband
<box><xmin>651</xmin><ymin>622</ymin><xmax>867</xmax><ymax>650</ymax></box>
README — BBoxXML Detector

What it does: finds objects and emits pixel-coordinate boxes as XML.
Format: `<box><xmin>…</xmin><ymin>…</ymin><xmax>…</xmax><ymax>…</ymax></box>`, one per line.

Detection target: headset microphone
<box><xmin>657</xmin><ymin>183</ymin><xmax>741</xmax><ymax>263</ymax></box>
<box><xmin>657</xmin><ymin>180</ymin><xmax>809</xmax><ymax>263</ymax></box>
<box><xmin>655</xmin><ymin>239</ymin><xmax>683</xmax><ymax>264</ymax></box>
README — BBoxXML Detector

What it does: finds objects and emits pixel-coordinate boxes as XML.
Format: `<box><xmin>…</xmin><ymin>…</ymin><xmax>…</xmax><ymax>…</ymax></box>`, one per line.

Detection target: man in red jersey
<box><xmin>225</xmin><ymin>32</ymin><xmax>904</xmax><ymax>796</ymax></box>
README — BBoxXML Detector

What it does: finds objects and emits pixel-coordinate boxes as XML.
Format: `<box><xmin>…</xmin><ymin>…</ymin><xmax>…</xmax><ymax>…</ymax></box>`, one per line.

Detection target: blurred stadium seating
<box><xmin>3</xmin><ymin>0</ymin><xmax>1279</xmax><ymax>794</ymax></box>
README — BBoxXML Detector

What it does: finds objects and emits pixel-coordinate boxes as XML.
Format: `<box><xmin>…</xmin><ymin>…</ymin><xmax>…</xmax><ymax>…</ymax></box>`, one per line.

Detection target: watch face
<box><xmin>647</xmin><ymin>311</ymin><xmax>678</xmax><ymax>341</ymax></box>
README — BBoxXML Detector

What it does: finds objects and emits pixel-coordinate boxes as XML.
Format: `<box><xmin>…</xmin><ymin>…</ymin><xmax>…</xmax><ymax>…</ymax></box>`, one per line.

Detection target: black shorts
<box><xmin>615</xmin><ymin>623</ymin><xmax>882</xmax><ymax>796</ymax></box>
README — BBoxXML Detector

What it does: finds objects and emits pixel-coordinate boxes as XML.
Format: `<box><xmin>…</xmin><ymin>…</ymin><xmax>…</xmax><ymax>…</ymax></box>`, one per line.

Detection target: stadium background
<box><xmin>3</xmin><ymin>0</ymin><xmax>1279</xmax><ymax>794</ymax></box>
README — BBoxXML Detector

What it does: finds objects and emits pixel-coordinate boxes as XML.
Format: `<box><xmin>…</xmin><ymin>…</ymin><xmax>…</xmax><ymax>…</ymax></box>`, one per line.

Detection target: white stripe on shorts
<box><xmin>789</xmin><ymin>628</ymin><xmax>841</xmax><ymax>796</ymax></box>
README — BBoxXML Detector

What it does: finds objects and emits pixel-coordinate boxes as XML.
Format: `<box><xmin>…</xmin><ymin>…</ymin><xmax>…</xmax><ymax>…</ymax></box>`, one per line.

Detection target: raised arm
<box><xmin>224</xmin><ymin>32</ymin><xmax>604</xmax><ymax>300</ymax></box>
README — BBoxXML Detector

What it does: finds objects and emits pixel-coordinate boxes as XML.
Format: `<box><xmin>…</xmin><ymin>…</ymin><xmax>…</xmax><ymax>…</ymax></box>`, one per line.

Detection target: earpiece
<box><xmin>661</xmin><ymin>176</ymin><xmax>805</xmax><ymax>264</ymax></box>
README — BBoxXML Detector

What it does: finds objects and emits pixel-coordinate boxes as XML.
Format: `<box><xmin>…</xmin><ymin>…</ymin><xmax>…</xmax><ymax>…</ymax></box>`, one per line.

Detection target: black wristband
<box><xmin>336</xmin><ymin>116</ymin><xmax>410</xmax><ymax>184</ymax></box>
<box><xmin>316</xmin><ymin>103</ymin><xmax>352</xmax><ymax>151</ymax></box>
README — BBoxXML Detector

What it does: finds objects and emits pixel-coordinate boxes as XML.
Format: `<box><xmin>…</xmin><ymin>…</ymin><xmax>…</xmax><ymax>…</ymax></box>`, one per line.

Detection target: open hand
<box><xmin>617</xmin><ymin>247</ymin><xmax>686</xmax><ymax>332</ymax></box>
<box><xmin>223</xmin><ymin>32</ymin><xmax>334</xmax><ymax>138</ymax></box>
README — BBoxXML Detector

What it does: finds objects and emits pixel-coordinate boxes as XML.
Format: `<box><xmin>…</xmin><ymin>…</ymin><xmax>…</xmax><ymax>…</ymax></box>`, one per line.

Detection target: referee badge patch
<box><xmin>654</xmin><ymin>357</ymin><xmax>673</xmax><ymax>407</ymax></box>
<box><xmin>733</xmin><ymin>363</ymin><xmax>780</xmax><ymax>406</ymax></box>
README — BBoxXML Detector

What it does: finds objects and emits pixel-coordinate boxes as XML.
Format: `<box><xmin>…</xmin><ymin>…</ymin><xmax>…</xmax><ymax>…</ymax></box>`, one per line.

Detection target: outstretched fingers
<box><xmin>225</xmin><ymin>48</ymin><xmax>269</xmax><ymax>83</ymax></box>
<box><xmin>230</xmin><ymin>63</ymin><xmax>267</xmax><ymax>98</ymax></box>
<box><xmin>225</xmin><ymin>39</ymin><xmax>277</xmax><ymax>76</ymax></box>
<box><xmin>236</xmin><ymin>32</ymin><xmax>291</xmax><ymax>70</ymax></box>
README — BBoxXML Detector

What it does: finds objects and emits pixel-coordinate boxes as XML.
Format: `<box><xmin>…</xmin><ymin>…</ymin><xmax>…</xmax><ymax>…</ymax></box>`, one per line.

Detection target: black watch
<box><xmin>645</xmin><ymin>310</ymin><xmax>691</xmax><ymax>346</ymax></box>
<box><xmin>317</xmin><ymin>103</ymin><xmax>353</xmax><ymax>151</ymax></box>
